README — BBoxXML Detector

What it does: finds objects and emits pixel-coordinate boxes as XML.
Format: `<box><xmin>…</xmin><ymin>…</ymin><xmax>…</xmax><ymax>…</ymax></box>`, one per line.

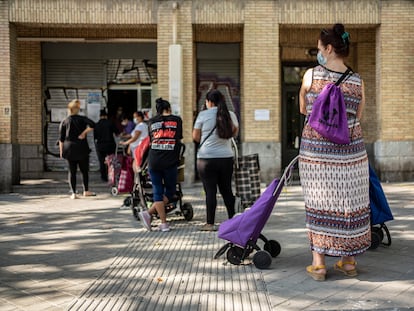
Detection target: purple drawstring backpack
<box><xmin>308</xmin><ymin>68</ymin><xmax>352</xmax><ymax>145</ymax></box>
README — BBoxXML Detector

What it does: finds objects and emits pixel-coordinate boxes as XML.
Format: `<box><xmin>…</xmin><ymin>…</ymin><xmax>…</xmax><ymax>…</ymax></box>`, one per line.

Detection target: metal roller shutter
<box><xmin>197</xmin><ymin>59</ymin><xmax>240</xmax><ymax>115</ymax></box>
<box><xmin>44</xmin><ymin>59</ymin><xmax>106</xmax><ymax>88</ymax></box>
<box><xmin>43</xmin><ymin>59</ymin><xmax>106</xmax><ymax>171</ymax></box>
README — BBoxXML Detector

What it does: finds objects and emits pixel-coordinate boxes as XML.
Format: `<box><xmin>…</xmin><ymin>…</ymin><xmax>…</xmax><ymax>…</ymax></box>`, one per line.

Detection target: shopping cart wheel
<box><xmin>369</xmin><ymin>231</ymin><xmax>381</xmax><ymax>250</ymax></box>
<box><xmin>227</xmin><ymin>246</ymin><xmax>244</xmax><ymax>265</ymax></box>
<box><xmin>372</xmin><ymin>226</ymin><xmax>384</xmax><ymax>242</ymax></box>
<box><xmin>252</xmin><ymin>250</ymin><xmax>272</xmax><ymax>269</ymax></box>
<box><xmin>264</xmin><ymin>240</ymin><xmax>281</xmax><ymax>258</ymax></box>
<box><xmin>181</xmin><ymin>203</ymin><xmax>194</xmax><ymax>221</ymax></box>
<box><xmin>111</xmin><ymin>187</ymin><xmax>119</xmax><ymax>196</ymax></box>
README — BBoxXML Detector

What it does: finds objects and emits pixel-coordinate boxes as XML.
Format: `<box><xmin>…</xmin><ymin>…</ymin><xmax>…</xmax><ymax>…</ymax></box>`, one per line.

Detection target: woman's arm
<box><xmin>59</xmin><ymin>141</ymin><xmax>63</xmax><ymax>158</ymax></box>
<box><xmin>299</xmin><ymin>68</ymin><xmax>313</xmax><ymax>115</ymax></box>
<box><xmin>356</xmin><ymin>80</ymin><xmax>365</xmax><ymax>120</ymax></box>
<box><xmin>192</xmin><ymin>128</ymin><xmax>201</xmax><ymax>143</ymax></box>
<box><xmin>121</xmin><ymin>130</ymin><xmax>141</xmax><ymax>145</ymax></box>
<box><xmin>78</xmin><ymin>127</ymin><xmax>93</xmax><ymax>140</ymax></box>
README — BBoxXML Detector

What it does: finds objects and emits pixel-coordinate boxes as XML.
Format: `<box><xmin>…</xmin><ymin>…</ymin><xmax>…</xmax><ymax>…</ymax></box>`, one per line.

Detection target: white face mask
<box><xmin>133</xmin><ymin>118</ymin><xmax>139</xmax><ymax>124</ymax></box>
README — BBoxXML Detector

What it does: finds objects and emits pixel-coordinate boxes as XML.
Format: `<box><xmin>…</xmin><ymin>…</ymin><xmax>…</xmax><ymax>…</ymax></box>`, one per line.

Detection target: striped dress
<box><xmin>299</xmin><ymin>65</ymin><xmax>371</xmax><ymax>257</ymax></box>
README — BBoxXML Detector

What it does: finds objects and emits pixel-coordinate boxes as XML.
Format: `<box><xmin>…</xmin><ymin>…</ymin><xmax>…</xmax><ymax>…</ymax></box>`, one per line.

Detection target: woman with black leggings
<box><xmin>59</xmin><ymin>99</ymin><xmax>95</xmax><ymax>199</ymax></box>
<box><xmin>193</xmin><ymin>90</ymin><xmax>239</xmax><ymax>231</ymax></box>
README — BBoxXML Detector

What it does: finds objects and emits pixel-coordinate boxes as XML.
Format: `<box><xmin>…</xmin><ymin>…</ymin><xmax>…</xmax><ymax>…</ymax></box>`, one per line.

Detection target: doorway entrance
<box><xmin>281</xmin><ymin>63</ymin><xmax>314</xmax><ymax>168</ymax></box>
<box><xmin>107</xmin><ymin>85</ymin><xmax>154</xmax><ymax>121</ymax></box>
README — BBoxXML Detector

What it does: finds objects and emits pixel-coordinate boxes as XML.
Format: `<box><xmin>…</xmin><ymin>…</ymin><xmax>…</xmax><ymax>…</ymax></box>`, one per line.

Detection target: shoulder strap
<box><xmin>335</xmin><ymin>68</ymin><xmax>352</xmax><ymax>86</ymax></box>
<box><xmin>198</xmin><ymin>125</ymin><xmax>216</xmax><ymax>148</ymax></box>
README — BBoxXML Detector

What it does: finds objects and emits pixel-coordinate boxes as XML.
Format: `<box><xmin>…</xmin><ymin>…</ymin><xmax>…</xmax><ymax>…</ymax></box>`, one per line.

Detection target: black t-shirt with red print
<box><xmin>148</xmin><ymin>114</ymin><xmax>183</xmax><ymax>170</ymax></box>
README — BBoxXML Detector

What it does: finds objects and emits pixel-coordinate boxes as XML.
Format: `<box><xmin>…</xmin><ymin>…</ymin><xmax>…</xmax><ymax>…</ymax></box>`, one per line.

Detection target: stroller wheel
<box><xmin>264</xmin><ymin>240</ymin><xmax>281</xmax><ymax>258</ymax></box>
<box><xmin>227</xmin><ymin>246</ymin><xmax>244</xmax><ymax>265</ymax></box>
<box><xmin>372</xmin><ymin>226</ymin><xmax>384</xmax><ymax>242</ymax></box>
<box><xmin>369</xmin><ymin>231</ymin><xmax>381</xmax><ymax>250</ymax></box>
<box><xmin>181</xmin><ymin>203</ymin><xmax>194</xmax><ymax>221</ymax></box>
<box><xmin>111</xmin><ymin>187</ymin><xmax>119</xmax><ymax>196</ymax></box>
<box><xmin>123</xmin><ymin>197</ymin><xmax>132</xmax><ymax>207</ymax></box>
<box><xmin>131</xmin><ymin>207</ymin><xmax>139</xmax><ymax>220</ymax></box>
<box><xmin>252</xmin><ymin>250</ymin><xmax>272</xmax><ymax>269</ymax></box>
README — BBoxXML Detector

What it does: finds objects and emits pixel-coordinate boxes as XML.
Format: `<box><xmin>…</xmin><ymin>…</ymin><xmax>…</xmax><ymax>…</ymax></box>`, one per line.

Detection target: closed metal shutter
<box><xmin>44</xmin><ymin>59</ymin><xmax>106</xmax><ymax>88</ymax></box>
<box><xmin>197</xmin><ymin>59</ymin><xmax>240</xmax><ymax>115</ymax></box>
<box><xmin>44</xmin><ymin>87</ymin><xmax>104</xmax><ymax>172</ymax></box>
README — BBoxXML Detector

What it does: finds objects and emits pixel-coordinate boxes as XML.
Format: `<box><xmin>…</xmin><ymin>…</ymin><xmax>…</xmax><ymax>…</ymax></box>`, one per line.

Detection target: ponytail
<box><xmin>206</xmin><ymin>90</ymin><xmax>233</xmax><ymax>139</ymax></box>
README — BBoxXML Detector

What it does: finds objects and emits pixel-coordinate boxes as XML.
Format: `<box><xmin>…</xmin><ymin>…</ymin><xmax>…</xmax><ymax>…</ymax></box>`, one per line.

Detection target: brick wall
<box><xmin>378</xmin><ymin>0</ymin><xmax>414</xmax><ymax>141</ymax></box>
<box><xmin>0</xmin><ymin>0</ymin><xmax>12</xmax><ymax>144</ymax></box>
<box><xmin>243</xmin><ymin>0</ymin><xmax>279</xmax><ymax>142</ymax></box>
<box><xmin>1</xmin><ymin>0</ymin><xmax>413</xmax><ymax>183</ymax></box>
<box><xmin>17</xmin><ymin>41</ymin><xmax>42</xmax><ymax>144</ymax></box>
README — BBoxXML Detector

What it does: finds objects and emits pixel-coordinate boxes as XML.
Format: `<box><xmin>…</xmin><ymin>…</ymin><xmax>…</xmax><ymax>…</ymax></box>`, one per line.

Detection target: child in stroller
<box><xmin>127</xmin><ymin>136</ymin><xmax>194</xmax><ymax>231</ymax></box>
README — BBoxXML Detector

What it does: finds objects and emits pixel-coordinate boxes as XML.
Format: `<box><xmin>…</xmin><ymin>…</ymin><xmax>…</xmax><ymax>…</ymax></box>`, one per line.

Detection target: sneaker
<box><xmin>70</xmin><ymin>193</ymin><xmax>77</xmax><ymax>200</ymax></box>
<box><xmin>138</xmin><ymin>211</ymin><xmax>152</xmax><ymax>231</ymax></box>
<box><xmin>159</xmin><ymin>223</ymin><xmax>170</xmax><ymax>232</ymax></box>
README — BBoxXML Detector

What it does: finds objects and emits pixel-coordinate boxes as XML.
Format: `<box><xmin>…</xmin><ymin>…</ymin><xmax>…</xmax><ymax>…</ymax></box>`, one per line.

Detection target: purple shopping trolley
<box><xmin>214</xmin><ymin>156</ymin><xmax>299</xmax><ymax>269</ymax></box>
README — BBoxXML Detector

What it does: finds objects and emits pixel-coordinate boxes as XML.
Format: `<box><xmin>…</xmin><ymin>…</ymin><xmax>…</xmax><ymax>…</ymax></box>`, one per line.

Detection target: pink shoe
<box><xmin>159</xmin><ymin>223</ymin><xmax>170</xmax><ymax>232</ymax></box>
<box><xmin>138</xmin><ymin>211</ymin><xmax>152</xmax><ymax>231</ymax></box>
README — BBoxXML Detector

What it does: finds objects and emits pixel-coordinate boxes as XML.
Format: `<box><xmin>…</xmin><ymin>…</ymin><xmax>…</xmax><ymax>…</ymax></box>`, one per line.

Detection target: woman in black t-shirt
<box><xmin>138</xmin><ymin>98</ymin><xmax>183</xmax><ymax>232</ymax></box>
<box><xmin>59</xmin><ymin>99</ymin><xmax>95</xmax><ymax>199</ymax></box>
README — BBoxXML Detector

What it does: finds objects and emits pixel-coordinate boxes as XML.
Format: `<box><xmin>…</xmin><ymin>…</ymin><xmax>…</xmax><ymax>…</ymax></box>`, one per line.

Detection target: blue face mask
<box><xmin>317</xmin><ymin>51</ymin><xmax>327</xmax><ymax>66</ymax></box>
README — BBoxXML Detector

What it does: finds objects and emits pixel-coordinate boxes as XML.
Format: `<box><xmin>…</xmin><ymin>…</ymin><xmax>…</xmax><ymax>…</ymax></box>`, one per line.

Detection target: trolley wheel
<box><xmin>264</xmin><ymin>240</ymin><xmax>281</xmax><ymax>258</ymax></box>
<box><xmin>369</xmin><ymin>231</ymin><xmax>381</xmax><ymax>250</ymax></box>
<box><xmin>123</xmin><ymin>197</ymin><xmax>132</xmax><ymax>207</ymax></box>
<box><xmin>181</xmin><ymin>203</ymin><xmax>194</xmax><ymax>221</ymax></box>
<box><xmin>131</xmin><ymin>207</ymin><xmax>139</xmax><ymax>220</ymax></box>
<box><xmin>111</xmin><ymin>187</ymin><xmax>119</xmax><ymax>196</ymax></box>
<box><xmin>226</xmin><ymin>246</ymin><xmax>244</xmax><ymax>265</ymax></box>
<box><xmin>372</xmin><ymin>226</ymin><xmax>384</xmax><ymax>242</ymax></box>
<box><xmin>252</xmin><ymin>250</ymin><xmax>272</xmax><ymax>269</ymax></box>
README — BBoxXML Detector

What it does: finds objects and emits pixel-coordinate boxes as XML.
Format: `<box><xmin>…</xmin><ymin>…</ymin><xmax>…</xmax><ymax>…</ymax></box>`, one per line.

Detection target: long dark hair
<box><xmin>206</xmin><ymin>89</ymin><xmax>233</xmax><ymax>139</ymax></box>
<box><xmin>320</xmin><ymin>23</ymin><xmax>350</xmax><ymax>57</ymax></box>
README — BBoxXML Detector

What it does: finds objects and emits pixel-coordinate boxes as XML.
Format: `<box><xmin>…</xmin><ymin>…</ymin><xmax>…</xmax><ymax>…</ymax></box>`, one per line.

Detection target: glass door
<box><xmin>282</xmin><ymin>64</ymin><xmax>313</xmax><ymax>168</ymax></box>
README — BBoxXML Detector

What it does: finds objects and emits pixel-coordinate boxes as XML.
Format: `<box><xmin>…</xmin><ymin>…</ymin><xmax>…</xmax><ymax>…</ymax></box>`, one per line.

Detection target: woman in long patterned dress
<box><xmin>299</xmin><ymin>24</ymin><xmax>371</xmax><ymax>281</ymax></box>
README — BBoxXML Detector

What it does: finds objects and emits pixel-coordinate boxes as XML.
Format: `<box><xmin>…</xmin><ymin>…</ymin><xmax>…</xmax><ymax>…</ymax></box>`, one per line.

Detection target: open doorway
<box><xmin>107</xmin><ymin>89</ymin><xmax>137</xmax><ymax>121</ymax></box>
<box><xmin>281</xmin><ymin>63</ymin><xmax>314</xmax><ymax>168</ymax></box>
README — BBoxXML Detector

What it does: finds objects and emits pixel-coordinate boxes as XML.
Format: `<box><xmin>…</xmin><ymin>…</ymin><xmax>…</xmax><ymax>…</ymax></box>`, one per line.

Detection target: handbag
<box><xmin>308</xmin><ymin>68</ymin><xmax>352</xmax><ymax>144</ymax></box>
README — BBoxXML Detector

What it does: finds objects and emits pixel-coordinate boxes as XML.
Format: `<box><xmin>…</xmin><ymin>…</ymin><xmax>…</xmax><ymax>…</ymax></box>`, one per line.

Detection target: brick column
<box><xmin>243</xmin><ymin>0</ymin><xmax>280</xmax><ymax>182</ymax></box>
<box><xmin>0</xmin><ymin>0</ymin><xmax>19</xmax><ymax>192</ymax></box>
<box><xmin>158</xmin><ymin>0</ymin><xmax>195</xmax><ymax>182</ymax></box>
<box><xmin>17</xmin><ymin>41</ymin><xmax>43</xmax><ymax>178</ymax></box>
<box><xmin>375</xmin><ymin>0</ymin><xmax>414</xmax><ymax>180</ymax></box>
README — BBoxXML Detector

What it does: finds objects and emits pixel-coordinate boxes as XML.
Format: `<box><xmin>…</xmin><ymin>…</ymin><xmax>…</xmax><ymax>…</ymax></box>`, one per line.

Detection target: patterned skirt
<box><xmin>299</xmin><ymin>123</ymin><xmax>371</xmax><ymax>257</ymax></box>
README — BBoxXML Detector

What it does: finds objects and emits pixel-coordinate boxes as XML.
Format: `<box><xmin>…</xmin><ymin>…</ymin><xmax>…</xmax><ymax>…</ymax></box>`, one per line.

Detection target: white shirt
<box><xmin>129</xmin><ymin>122</ymin><xmax>149</xmax><ymax>156</ymax></box>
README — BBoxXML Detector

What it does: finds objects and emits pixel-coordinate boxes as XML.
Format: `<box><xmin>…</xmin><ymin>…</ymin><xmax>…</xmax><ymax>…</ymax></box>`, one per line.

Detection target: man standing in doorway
<box><xmin>94</xmin><ymin>109</ymin><xmax>119</xmax><ymax>182</ymax></box>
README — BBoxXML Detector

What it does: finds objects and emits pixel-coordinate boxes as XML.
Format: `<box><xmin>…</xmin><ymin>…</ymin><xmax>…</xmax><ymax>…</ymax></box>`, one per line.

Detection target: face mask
<box><xmin>133</xmin><ymin>118</ymin><xmax>139</xmax><ymax>124</ymax></box>
<box><xmin>317</xmin><ymin>51</ymin><xmax>327</xmax><ymax>66</ymax></box>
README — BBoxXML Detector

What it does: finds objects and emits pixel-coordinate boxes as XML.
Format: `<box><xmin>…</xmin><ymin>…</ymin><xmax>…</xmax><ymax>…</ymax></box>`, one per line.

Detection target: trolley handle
<box><xmin>272</xmin><ymin>155</ymin><xmax>299</xmax><ymax>196</ymax></box>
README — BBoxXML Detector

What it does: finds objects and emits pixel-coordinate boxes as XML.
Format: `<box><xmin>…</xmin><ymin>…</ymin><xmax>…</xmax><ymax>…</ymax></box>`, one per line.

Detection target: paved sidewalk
<box><xmin>0</xmin><ymin>173</ymin><xmax>413</xmax><ymax>310</ymax></box>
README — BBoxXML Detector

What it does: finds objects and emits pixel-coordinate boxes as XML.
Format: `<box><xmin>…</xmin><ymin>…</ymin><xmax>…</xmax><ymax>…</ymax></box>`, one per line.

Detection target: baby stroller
<box><xmin>105</xmin><ymin>143</ymin><xmax>134</xmax><ymax>196</ymax></box>
<box><xmin>214</xmin><ymin>156</ymin><xmax>299</xmax><ymax>269</ymax></box>
<box><xmin>127</xmin><ymin>137</ymin><xmax>194</xmax><ymax>222</ymax></box>
<box><xmin>368</xmin><ymin>164</ymin><xmax>393</xmax><ymax>249</ymax></box>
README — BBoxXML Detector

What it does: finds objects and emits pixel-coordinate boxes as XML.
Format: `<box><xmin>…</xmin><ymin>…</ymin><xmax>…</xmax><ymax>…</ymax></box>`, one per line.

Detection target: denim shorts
<box><xmin>149</xmin><ymin>166</ymin><xmax>178</xmax><ymax>202</ymax></box>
